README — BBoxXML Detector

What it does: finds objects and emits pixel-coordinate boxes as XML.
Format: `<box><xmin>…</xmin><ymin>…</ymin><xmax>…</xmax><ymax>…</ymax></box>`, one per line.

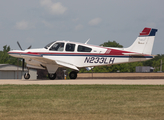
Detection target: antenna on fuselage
<box><xmin>85</xmin><ymin>38</ymin><xmax>90</xmax><ymax>44</ymax></box>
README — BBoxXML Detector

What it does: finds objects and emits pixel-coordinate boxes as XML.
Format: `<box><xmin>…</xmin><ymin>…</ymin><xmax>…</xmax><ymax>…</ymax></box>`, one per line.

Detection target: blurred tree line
<box><xmin>0</xmin><ymin>43</ymin><xmax>164</xmax><ymax>73</ymax></box>
<box><xmin>0</xmin><ymin>45</ymin><xmax>20</xmax><ymax>65</ymax></box>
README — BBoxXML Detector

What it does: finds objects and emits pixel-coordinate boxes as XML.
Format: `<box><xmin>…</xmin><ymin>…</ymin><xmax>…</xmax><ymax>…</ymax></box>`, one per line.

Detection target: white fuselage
<box><xmin>8</xmin><ymin>41</ymin><xmax>153</xmax><ymax>72</ymax></box>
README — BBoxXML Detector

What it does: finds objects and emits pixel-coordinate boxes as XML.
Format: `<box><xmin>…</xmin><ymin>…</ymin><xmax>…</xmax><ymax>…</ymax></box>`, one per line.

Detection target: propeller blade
<box><xmin>17</xmin><ymin>41</ymin><xmax>23</xmax><ymax>50</ymax></box>
<box><xmin>27</xmin><ymin>45</ymin><xmax>32</xmax><ymax>49</ymax></box>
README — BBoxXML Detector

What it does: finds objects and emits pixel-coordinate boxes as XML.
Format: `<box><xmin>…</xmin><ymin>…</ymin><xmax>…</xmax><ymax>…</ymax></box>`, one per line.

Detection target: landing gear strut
<box><xmin>69</xmin><ymin>71</ymin><xmax>77</xmax><ymax>79</ymax></box>
<box><xmin>48</xmin><ymin>73</ymin><xmax>56</xmax><ymax>80</ymax></box>
<box><xmin>24</xmin><ymin>73</ymin><xmax>30</xmax><ymax>79</ymax></box>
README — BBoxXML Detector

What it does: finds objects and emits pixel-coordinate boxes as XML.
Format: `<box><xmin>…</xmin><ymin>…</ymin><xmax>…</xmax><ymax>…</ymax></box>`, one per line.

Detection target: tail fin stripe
<box><xmin>149</xmin><ymin>28</ymin><xmax>158</xmax><ymax>36</ymax></box>
<box><xmin>139</xmin><ymin>27</ymin><xmax>158</xmax><ymax>36</ymax></box>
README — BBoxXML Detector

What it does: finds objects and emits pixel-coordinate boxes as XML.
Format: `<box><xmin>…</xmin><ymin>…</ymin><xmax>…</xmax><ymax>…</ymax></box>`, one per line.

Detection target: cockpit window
<box><xmin>49</xmin><ymin>42</ymin><xmax>65</xmax><ymax>51</ymax></box>
<box><xmin>44</xmin><ymin>41</ymin><xmax>55</xmax><ymax>49</ymax></box>
<box><xmin>66</xmin><ymin>43</ymin><xmax>75</xmax><ymax>52</ymax></box>
<box><xmin>77</xmin><ymin>45</ymin><xmax>92</xmax><ymax>52</ymax></box>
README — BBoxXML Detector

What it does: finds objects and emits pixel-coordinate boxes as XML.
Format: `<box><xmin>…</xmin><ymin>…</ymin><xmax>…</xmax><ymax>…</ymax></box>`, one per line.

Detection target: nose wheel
<box><xmin>24</xmin><ymin>73</ymin><xmax>30</xmax><ymax>79</ymax></box>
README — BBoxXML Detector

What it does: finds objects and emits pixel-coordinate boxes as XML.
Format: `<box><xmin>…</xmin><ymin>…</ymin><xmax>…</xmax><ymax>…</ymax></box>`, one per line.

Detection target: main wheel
<box><xmin>69</xmin><ymin>71</ymin><xmax>77</xmax><ymax>79</ymax></box>
<box><xmin>24</xmin><ymin>73</ymin><xmax>30</xmax><ymax>79</ymax></box>
<box><xmin>48</xmin><ymin>73</ymin><xmax>56</xmax><ymax>80</ymax></box>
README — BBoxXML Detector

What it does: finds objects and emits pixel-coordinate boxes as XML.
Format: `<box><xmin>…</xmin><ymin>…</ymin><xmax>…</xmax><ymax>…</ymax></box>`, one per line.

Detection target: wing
<box><xmin>21</xmin><ymin>53</ymin><xmax>79</xmax><ymax>71</ymax></box>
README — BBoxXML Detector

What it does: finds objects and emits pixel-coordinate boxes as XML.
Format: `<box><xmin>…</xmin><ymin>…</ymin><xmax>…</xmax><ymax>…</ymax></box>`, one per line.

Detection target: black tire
<box><xmin>69</xmin><ymin>71</ymin><xmax>77</xmax><ymax>79</ymax></box>
<box><xmin>24</xmin><ymin>73</ymin><xmax>30</xmax><ymax>79</ymax></box>
<box><xmin>48</xmin><ymin>73</ymin><xmax>56</xmax><ymax>80</ymax></box>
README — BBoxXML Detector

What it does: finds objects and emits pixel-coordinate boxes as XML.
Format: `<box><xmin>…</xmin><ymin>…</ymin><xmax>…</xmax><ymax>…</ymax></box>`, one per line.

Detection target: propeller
<box><xmin>27</xmin><ymin>45</ymin><xmax>32</xmax><ymax>49</ymax></box>
<box><xmin>17</xmin><ymin>41</ymin><xmax>32</xmax><ymax>72</ymax></box>
<box><xmin>17</xmin><ymin>41</ymin><xmax>23</xmax><ymax>50</ymax></box>
<box><xmin>17</xmin><ymin>41</ymin><xmax>32</xmax><ymax>50</ymax></box>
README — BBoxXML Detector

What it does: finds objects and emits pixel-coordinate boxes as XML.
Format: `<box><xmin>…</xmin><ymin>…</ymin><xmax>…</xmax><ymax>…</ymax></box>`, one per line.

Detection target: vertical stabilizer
<box><xmin>125</xmin><ymin>28</ymin><xmax>158</xmax><ymax>55</ymax></box>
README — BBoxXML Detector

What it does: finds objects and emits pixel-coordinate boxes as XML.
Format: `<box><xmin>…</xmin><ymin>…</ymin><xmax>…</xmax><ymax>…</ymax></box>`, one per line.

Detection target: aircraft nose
<box><xmin>8</xmin><ymin>50</ymin><xmax>12</xmax><ymax>54</ymax></box>
<box><xmin>8</xmin><ymin>50</ymin><xmax>22</xmax><ymax>58</ymax></box>
<box><xmin>8</xmin><ymin>50</ymin><xmax>15</xmax><ymax>57</ymax></box>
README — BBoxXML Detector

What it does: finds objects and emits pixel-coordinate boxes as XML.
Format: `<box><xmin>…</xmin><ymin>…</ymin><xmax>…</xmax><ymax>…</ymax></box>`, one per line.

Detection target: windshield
<box><xmin>44</xmin><ymin>41</ymin><xmax>55</xmax><ymax>49</ymax></box>
<box><xmin>49</xmin><ymin>42</ymin><xmax>64</xmax><ymax>51</ymax></box>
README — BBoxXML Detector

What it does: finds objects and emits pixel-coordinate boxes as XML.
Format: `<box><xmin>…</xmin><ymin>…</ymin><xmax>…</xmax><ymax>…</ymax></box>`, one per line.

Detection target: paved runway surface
<box><xmin>0</xmin><ymin>79</ymin><xmax>164</xmax><ymax>85</ymax></box>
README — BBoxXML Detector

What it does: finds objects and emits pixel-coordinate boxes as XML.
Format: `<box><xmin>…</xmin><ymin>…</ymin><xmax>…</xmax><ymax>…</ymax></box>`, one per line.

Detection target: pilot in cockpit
<box><xmin>57</xmin><ymin>43</ymin><xmax>64</xmax><ymax>51</ymax></box>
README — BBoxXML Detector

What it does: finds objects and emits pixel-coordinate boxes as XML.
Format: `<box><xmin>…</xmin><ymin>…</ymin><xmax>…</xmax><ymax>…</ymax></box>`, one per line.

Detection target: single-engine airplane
<box><xmin>8</xmin><ymin>27</ymin><xmax>158</xmax><ymax>79</ymax></box>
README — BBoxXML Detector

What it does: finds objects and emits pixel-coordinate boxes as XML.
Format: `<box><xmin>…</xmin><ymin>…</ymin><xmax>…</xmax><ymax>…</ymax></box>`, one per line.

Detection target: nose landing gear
<box><xmin>24</xmin><ymin>73</ymin><xmax>30</xmax><ymax>79</ymax></box>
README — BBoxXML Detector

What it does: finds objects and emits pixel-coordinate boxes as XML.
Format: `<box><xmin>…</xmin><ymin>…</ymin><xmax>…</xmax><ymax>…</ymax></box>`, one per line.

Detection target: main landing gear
<box><xmin>48</xmin><ymin>73</ymin><xmax>57</xmax><ymax>80</ymax></box>
<box><xmin>69</xmin><ymin>71</ymin><xmax>77</xmax><ymax>79</ymax></box>
<box><xmin>48</xmin><ymin>71</ymin><xmax>78</xmax><ymax>80</ymax></box>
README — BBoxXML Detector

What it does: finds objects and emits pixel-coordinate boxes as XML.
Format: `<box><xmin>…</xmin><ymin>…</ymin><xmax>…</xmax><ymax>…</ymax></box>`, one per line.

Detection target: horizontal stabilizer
<box><xmin>123</xmin><ymin>53</ymin><xmax>145</xmax><ymax>56</ymax></box>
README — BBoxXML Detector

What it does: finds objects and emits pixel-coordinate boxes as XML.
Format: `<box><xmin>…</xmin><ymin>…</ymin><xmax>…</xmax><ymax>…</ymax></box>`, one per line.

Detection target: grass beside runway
<box><xmin>0</xmin><ymin>85</ymin><xmax>164</xmax><ymax>120</ymax></box>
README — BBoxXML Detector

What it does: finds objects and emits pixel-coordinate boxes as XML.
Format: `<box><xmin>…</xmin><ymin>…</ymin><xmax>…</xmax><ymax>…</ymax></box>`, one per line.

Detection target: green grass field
<box><xmin>0</xmin><ymin>85</ymin><xmax>164</xmax><ymax>120</ymax></box>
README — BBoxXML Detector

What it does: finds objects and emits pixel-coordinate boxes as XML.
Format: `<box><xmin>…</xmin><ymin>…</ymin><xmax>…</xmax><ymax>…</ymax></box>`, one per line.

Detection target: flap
<box><xmin>56</xmin><ymin>60</ymin><xmax>79</xmax><ymax>71</ymax></box>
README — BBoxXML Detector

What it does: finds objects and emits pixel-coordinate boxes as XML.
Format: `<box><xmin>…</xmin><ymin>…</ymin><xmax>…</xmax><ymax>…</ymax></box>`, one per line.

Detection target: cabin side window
<box><xmin>77</xmin><ymin>45</ymin><xmax>92</xmax><ymax>52</ymax></box>
<box><xmin>65</xmin><ymin>43</ymin><xmax>75</xmax><ymax>52</ymax></box>
<box><xmin>49</xmin><ymin>42</ymin><xmax>65</xmax><ymax>51</ymax></box>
